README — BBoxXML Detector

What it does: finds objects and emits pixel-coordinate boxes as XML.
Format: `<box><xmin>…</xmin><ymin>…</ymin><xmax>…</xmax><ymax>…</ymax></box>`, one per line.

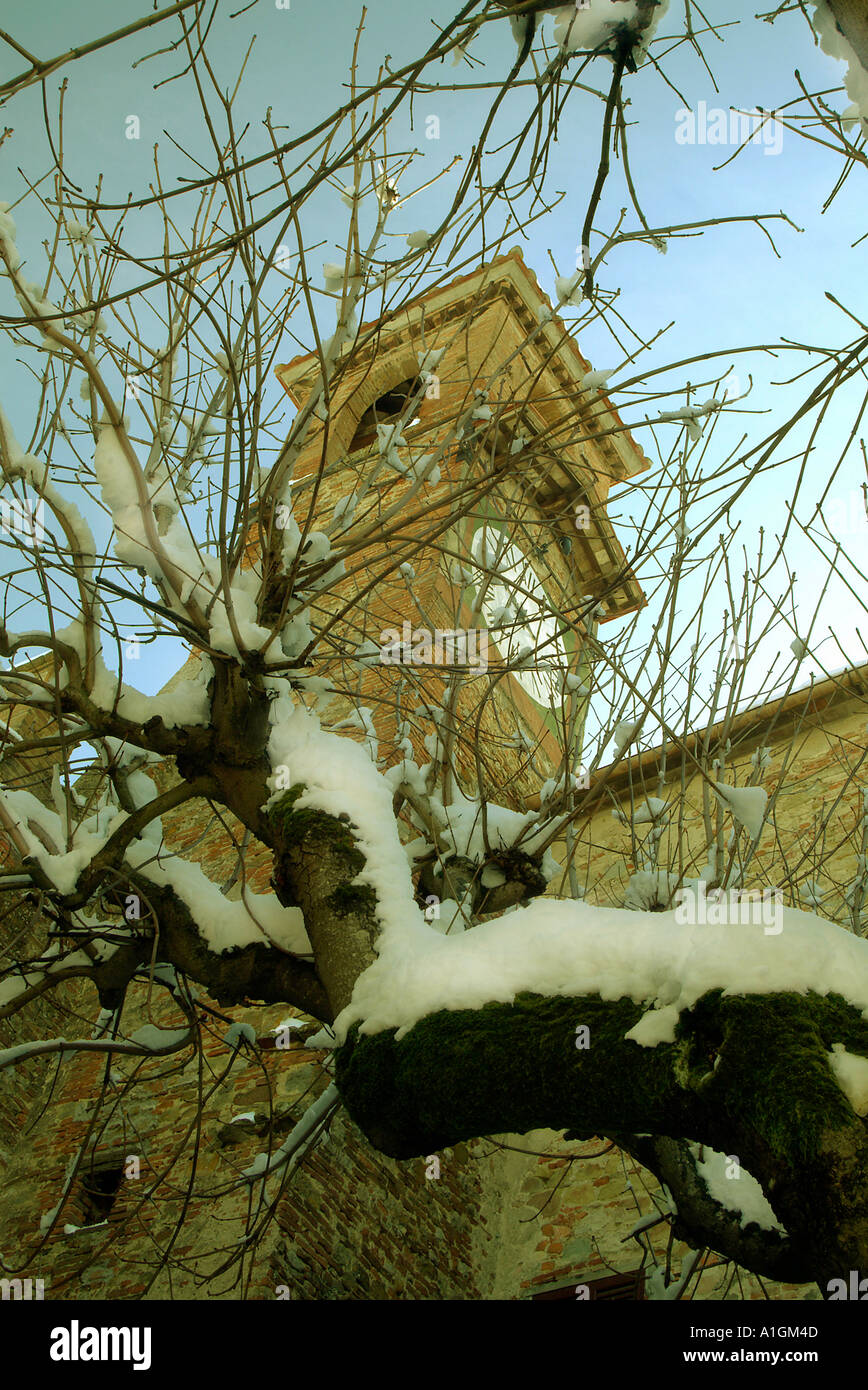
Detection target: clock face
<box><xmin>471</xmin><ymin>526</ymin><xmax>566</xmax><ymax>708</ymax></box>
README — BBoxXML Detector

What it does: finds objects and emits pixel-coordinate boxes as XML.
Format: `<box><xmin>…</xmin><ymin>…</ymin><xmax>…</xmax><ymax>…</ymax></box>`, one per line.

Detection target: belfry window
<box><xmin>349</xmin><ymin>377</ymin><xmax>423</xmax><ymax>453</ymax></box>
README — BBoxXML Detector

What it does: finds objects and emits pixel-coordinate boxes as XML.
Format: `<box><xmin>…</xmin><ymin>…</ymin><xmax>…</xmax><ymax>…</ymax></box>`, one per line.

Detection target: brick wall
<box><xmin>478</xmin><ymin>1131</ymin><xmax>820</xmax><ymax>1301</ymax></box>
<box><xmin>0</xmin><ymin>982</ymin><xmax>496</xmax><ymax>1300</ymax></box>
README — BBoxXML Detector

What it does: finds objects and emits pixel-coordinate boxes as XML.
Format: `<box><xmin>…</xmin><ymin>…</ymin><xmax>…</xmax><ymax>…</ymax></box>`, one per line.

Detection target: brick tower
<box><xmin>274</xmin><ymin>249</ymin><xmax>648</xmax><ymax>791</ymax></box>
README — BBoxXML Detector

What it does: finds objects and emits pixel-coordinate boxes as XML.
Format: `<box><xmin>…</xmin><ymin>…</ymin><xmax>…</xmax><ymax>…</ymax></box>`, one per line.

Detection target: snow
<box><xmin>622</xmin><ymin>870</ymin><xmax>680</xmax><ymax>912</ymax></box>
<box><xmin>615</xmin><ymin>796</ymin><xmax>668</xmax><ymax>825</ymax></box>
<box><xmin>279</xmin><ymin>609</ymin><xmax>313</xmax><ymax>660</ymax></box>
<box><xmin>713</xmin><ymin>782</ymin><xmax>768</xmax><ymax>840</ymax></box>
<box><xmin>811</xmin><ymin>2</ymin><xmax>868</xmax><ymax>129</ymax></box>
<box><xmin>300</xmin><ymin>530</ymin><xmax>331</xmax><ymax>566</ymax></box>
<box><xmin>827</xmin><ymin>1043</ymin><xmax>868</xmax><ymax>1116</ymax></box>
<box><xmin>553</xmin><ymin>1</ymin><xmax>669</xmax><ymax>60</ymax></box>
<box><xmin>657</xmin><ymin>408</ymin><xmax>701</xmax><ymax>440</ymax></box>
<box><xmin>295</xmin><ymin>674</ymin><xmax>336</xmax><ymax>715</ymax></box>
<box><xmin>539</xmin><ymin>773</ymin><xmax>586</xmax><ymax>807</ymax></box>
<box><xmin>101</xmin><ymin>737</ymin><xmax>162</xmax><ymax>771</ymax></box>
<box><xmin>0</xmin><ymin>406</ymin><xmax>96</xmax><ymax>558</ymax></box>
<box><xmin>799</xmin><ymin>880</ymin><xmax>825</xmax><ymax>908</ymax></box>
<box><xmin>689</xmin><ymin>1143</ymin><xmax>785</xmax><ymax>1232</ymax></box>
<box><xmin>94</xmin><ymin>423</ymin><xmax>168</xmax><ymax>571</ymax></box>
<box><xmin>205</xmin><ymin>567</ymin><xmax>275</xmax><ymax>657</ymax></box>
<box><xmin>613</xmin><ymin>718</ymin><xmax>640</xmax><ymax>752</ymax></box>
<box><xmin>417</xmin><ymin>347</ymin><xmax>445</xmax><ymax>374</ymax></box>
<box><xmin>272</xmin><ymin>1016</ymin><xmax>305</xmax><ymax>1033</ymax></box>
<box><xmin>66</xmin><ymin>220</ymin><xmax>96</xmax><ymax>249</ymax></box>
<box><xmin>105</xmin><ymin>662</ymin><xmax>210</xmax><ymax>728</ymax></box>
<box><xmin>0</xmin><ymin>951</ymin><xmax>64</xmax><ymax>1010</ymax></box>
<box><xmin>94</xmin><ymin>423</ymin><xmax>275</xmax><ymax>659</ymax></box>
<box><xmin>354</xmin><ymin>638</ymin><xmax>380</xmax><ymax>667</ymax></box>
<box><xmin>334</xmin><ymin>894</ymin><xmax>868</xmax><ymax>1045</ymax></box>
<box><xmin>67</xmin><ymin>298</ymin><xmax>106</xmax><ymax>334</ymax></box>
<box><xmin>0</xmin><ymin>783</ymin><xmax>132</xmax><ymax>895</ymax></box>
<box><xmin>554</xmin><ymin>270</ymin><xmax>583</xmax><ymax>307</ymax></box>
<box><xmin>0</xmin><ymin>201</ymin><xmax>21</xmax><ymax>271</ymax></box>
<box><xmin>376</xmin><ymin>422</ymin><xmax>407</xmax><ymax>472</ymax></box>
<box><xmin>128</xmin><ymin>1024</ymin><xmax>191</xmax><ymax>1051</ymax></box>
<box><xmin>646</xmin><ymin>1249</ymin><xmax>702</xmax><ymax>1300</ymax></box>
<box><xmin>427</xmin><ymin>896</ymin><xmax>463</xmax><ymax>935</ymax></box>
<box><xmin>266</xmin><ymin>700</ymin><xmax>423</xmax><ymax>939</ymax></box>
<box><xmin>14</xmin><ymin>278</ymin><xmax>62</xmax><ymax>328</ymax></box>
<box><xmin>581</xmin><ymin>368</ymin><xmax>614</xmax><ymax>390</ymax></box>
<box><xmin>565</xmin><ymin>673</ymin><xmax>588</xmax><ymax>695</ymax></box>
<box><xmin>125</xmin><ymin>841</ymin><xmax>310</xmax><ymax>955</ymax></box>
<box><xmin>224</xmin><ymin>1021</ymin><xmax>257</xmax><ymax>1049</ymax></box>
<box><xmin>1</xmin><ymin>692</ymin><xmax>204</xmax><ymax>918</ymax></box>
<box><xmin>0</xmin><ymin>1038</ymin><xmax>66</xmax><ymax>1071</ymax></box>
<box><xmin>331</xmin><ymin>491</ymin><xmax>358</xmax><ymax>529</ymax></box>
<box><xmin>70</xmin><ymin>635</ymin><xmax>212</xmax><ymax>730</ymax></box>
<box><xmin>242</xmin><ymin>1081</ymin><xmax>339</xmax><ymax>1182</ymax></box>
<box><xmin>655</xmin><ymin>400</ymin><xmax>719</xmax><ymax>442</ymax></box>
<box><xmin>412</xmin><ymin>785</ymin><xmax>543</xmax><ymax>861</ymax></box>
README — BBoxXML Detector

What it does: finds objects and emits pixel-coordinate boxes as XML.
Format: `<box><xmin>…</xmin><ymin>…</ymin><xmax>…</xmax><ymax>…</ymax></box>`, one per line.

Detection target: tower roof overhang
<box><xmin>276</xmin><ymin>249</ymin><xmax>649</xmax><ymax>619</ymax></box>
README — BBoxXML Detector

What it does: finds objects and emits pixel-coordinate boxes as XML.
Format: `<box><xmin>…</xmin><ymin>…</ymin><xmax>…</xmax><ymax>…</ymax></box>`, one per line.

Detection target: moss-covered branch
<box><xmin>614</xmin><ymin>1134</ymin><xmax>814</xmax><ymax>1283</ymax></box>
<box><xmin>136</xmin><ymin>876</ymin><xmax>332</xmax><ymax>1018</ymax></box>
<box><xmin>334</xmin><ymin>987</ymin><xmax>868</xmax><ymax>1288</ymax></box>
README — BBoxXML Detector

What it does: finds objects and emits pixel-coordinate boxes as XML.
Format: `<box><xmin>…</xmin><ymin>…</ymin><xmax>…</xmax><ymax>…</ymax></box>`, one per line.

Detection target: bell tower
<box><xmin>275</xmin><ymin>249</ymin><xmax>648</xmax><ymax>800</ymax></box>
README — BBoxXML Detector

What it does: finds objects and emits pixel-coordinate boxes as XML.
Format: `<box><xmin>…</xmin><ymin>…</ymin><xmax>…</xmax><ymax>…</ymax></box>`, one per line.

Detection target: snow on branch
<box><xmin>810</xmin><ymin>1</ymin><xmax>868</xmax><ymax>130</ymax></box>
<box><xmin>267</xmin><ymin>695</ymin><xmax>422</xmax><ymax>940</ymax></box>
<box><xmin>128</xmin><ymin>845</ymin><xmax>310</xmax><ymax>956</ymax></box>
<box><xmin>240</xmin><ymin>1081</ymin><xmax>340</xmax><ymax>1184</ymax></box>
<box><xmin>335</xmin><ymin>896</ymin><xmax>868</xmax><ymax>1043</ymax></box>
<box><xmin>0</xmin><ymin>1025</ymin><xmax>194</xmax><ymax>1074</ymax></box>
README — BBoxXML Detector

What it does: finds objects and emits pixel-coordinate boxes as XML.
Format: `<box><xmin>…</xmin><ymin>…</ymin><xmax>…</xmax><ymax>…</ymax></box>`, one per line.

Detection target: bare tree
<box><xmin>1</xmin><ymin>0</ymin><xmax>868</xmax><ymax>1298</ymax></box>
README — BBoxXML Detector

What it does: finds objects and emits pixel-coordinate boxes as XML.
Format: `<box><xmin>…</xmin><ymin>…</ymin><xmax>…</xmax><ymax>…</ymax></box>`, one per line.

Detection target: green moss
<box><xmin>335</xmin><ymin>992</ymin><xmax>680</xmax><ymax>1158</ymax></box>
<box><xmin>334</xmin><ymin>987</ymin><xmax>868</xmax><ymax>1163</ymax></box>
<box><xmin>680</xmin><ymin>989</ymin><xmax>865</xmax><ymax>1163</ymax></box>
<box><xmin>327</xmin><ymin>882</ymin><xmax>377</xmax><ymax>916</ymax></box>
<box><xmin>268</xmin><ymin>786</ymin><xmax>365</xmax><ymax>871</ymax></box>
